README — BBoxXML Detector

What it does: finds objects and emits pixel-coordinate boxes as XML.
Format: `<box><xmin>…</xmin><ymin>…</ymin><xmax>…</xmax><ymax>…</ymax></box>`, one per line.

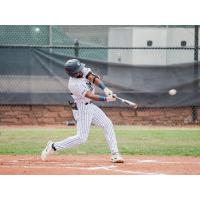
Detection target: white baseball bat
<box><xmin>115</xmin><ymin>96</ymin><xmax>138</xmax><ymax>108</ymax></box>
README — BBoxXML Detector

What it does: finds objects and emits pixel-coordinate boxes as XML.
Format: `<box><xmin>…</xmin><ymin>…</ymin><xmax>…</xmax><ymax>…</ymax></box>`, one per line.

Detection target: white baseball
<box><xmin>168</xmin><ymin>89</ymin><xmax>177</xmax><ymax>96</ymax></box>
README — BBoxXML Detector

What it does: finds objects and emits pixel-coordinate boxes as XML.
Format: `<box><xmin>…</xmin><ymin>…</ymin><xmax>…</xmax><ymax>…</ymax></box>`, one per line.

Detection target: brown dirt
<box><xmin>0</xmin><ymin>155</ymin><xmax>200</xmax><ymax>175</ymax></box>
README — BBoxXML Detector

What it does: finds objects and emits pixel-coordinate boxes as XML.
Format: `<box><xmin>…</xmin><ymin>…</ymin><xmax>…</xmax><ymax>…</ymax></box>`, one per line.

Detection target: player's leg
<box><xmin>54</xmin><ymin>104</ymin><xmax>93</xmax><ymax>150</ymax></box>
<box><xmin>41</xmin><ymin>104</ymin><xmax>93</xmax><ymax>160</ymax></box>
<box><xmin>91</xmin><ymin>104</ymin><xmax>124</xmax><ymax>163</ymax></box>
<box><xmin>53</xmin><ymin>117</ymin><xmax>92</xmax><ymax>150</ymax></box>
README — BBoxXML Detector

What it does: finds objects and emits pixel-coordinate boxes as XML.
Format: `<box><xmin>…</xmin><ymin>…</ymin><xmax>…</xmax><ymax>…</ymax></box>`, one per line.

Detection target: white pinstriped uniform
<box><xmin>53</xmin><ymin>67</ymin><xmax>119</xmax><ymax>155</ymax></box>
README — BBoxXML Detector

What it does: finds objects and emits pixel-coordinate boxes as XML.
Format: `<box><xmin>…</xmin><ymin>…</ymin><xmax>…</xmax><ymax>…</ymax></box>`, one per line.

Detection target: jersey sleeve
<box><xmin>70</xmin><ymin>82</ymin><xmax>89</xmax><ymax>98</ymax></box>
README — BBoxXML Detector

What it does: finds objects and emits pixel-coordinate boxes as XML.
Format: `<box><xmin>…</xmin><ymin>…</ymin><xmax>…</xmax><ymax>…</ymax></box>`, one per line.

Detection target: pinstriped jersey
<box><xmin>68</xmin><ymin>67</ymin><xmax>95</xmax><ymax>103</ymax></box>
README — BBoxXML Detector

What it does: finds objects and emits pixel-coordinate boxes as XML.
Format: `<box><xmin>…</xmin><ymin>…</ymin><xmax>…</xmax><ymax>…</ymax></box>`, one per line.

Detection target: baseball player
<box><xmin>41</xmin><ymin>59</ymin><xmax>124</xmax><ymax>163</ymax></box>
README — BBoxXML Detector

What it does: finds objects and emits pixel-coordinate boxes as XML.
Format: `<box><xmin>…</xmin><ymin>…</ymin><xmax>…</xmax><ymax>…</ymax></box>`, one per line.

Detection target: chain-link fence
<box><xmin>0</xmin><ymin>25</ymin><xmax>199</xmax><ymax>126</ymax></box>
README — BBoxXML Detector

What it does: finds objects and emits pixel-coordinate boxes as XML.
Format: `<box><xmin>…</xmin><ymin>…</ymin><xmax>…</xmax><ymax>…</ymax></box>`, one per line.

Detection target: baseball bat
<box><xmin>115</xmin><ymin>96</ymin><xmax>138</xmax><ymax>108</ymax></box>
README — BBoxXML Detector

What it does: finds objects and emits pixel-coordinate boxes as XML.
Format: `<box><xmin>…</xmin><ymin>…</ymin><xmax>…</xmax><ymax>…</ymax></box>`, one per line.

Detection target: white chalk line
<box><xmin>0</xmin><ymin>164</ymin><xmax>165</xmax><ymax>175</ymax></box>
<box><xmin>95</xmin><ymin>168</ymin><xmax>165</xmax><ymax>175</ymax></box>
<box><xmin>132</xmin><ymin>159</ymin><xmax>200</xmax><ymax>165</ymax></box>
<box><xmin>84</xmin><ymin>165</ymin><xmax>165</xmax><ymax>175</ymax></box>
<box><xmin>85</xmin><ymin>165</ymin><xmax>116</xmax><ymax>170</ymax></box>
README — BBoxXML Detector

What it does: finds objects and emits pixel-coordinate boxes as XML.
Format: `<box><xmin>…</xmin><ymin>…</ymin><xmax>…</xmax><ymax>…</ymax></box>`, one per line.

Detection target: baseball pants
<box><xmin>53</xmin><ymin>102</ymin><xmax>119</xmax><ymax>155</ymax></box>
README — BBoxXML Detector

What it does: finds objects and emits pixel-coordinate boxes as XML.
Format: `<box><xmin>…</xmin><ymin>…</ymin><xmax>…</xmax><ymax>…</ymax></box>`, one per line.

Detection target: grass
<box><xmin>0</xmin><ymin>126</ymin><xmax>200</xmax><ymax>156</ymax></box>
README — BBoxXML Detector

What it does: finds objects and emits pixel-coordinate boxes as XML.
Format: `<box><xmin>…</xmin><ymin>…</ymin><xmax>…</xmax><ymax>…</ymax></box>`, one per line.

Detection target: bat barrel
<box><xmin>115</xmin><ymin>96</ymin><xmax>137</xmax><ymax>108</ymax></box>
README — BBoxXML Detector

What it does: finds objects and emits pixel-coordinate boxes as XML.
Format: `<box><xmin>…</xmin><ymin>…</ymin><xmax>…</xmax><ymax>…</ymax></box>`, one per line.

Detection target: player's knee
<box><xmin>104</xmin><ymin>118</ymin><xmax>113</xmax><ymax>129</ymax></box>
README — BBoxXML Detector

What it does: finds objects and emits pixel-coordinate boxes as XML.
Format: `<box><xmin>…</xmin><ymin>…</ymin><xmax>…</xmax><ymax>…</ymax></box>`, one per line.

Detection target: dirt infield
<box><xmin>0</xmin><ymin>155</ymin><xmax>200</xmax><ymax>175</ymax></box>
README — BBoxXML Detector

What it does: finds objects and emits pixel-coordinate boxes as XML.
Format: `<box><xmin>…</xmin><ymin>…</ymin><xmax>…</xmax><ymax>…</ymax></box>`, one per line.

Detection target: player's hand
<box><xmin>103</xmin><ymin>87</ymin><xmax>113</xmax><ymax>96</ymax></box>
<box><xmin>106</xmin><ymin>96</ymin><xmax>116</xmax><ymax>102</ymax></box>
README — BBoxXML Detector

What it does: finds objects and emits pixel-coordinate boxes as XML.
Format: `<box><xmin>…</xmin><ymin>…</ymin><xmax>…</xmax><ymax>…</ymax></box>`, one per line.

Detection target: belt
<box><xmin>69</xmin><ymin>101</ymin><xmax>91</xmax><ymax>109</ymax></box>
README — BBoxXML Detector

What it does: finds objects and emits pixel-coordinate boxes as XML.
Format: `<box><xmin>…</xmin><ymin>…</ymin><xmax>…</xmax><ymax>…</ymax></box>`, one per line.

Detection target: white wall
<box><xmin>108</xmin><ymin>27</ymin><xmax>133</xmax><ymax>64</ymax></box>
<box><xmin>132</xmin><ymin>27</ymin><xmax>167</xmax><ymax>65</ymax></box>
<box><xmin>108</xmin><ymin>27</ymin><xmax>196</xmax><ymax>65</ymax></box>
<box><xmin>166</xmin><ymin>28</ymin><xmax>194</xmax><ymax>64</ymax></box>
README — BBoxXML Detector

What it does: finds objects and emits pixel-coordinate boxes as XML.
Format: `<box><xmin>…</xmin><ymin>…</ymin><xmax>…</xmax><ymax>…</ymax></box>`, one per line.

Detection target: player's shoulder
<box><xmin>82</xmin><ymin>67</ymin><xmax>91</xmax><ymax>78</ymax></box>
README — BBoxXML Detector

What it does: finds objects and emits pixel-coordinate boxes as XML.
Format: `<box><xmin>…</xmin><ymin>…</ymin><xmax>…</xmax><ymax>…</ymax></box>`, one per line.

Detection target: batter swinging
<box><xmin>41</xmin><ymin>59</ymin><xmax>124</xmax><ymax>163</ymax></box>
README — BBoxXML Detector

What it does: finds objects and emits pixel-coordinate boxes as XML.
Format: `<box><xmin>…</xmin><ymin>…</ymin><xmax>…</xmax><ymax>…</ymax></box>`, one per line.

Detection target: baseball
<box><xmin>168</xmin><ymin>89</ymin><xmax>177</xmax><ymax>96</ymax></box>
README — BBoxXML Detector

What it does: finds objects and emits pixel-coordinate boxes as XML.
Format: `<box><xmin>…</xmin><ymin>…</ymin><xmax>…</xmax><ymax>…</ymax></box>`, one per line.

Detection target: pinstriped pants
<box><xmin>54</xmin><ymin>103</ymin><xmax>119</xmax><ymax>155</ymax></box>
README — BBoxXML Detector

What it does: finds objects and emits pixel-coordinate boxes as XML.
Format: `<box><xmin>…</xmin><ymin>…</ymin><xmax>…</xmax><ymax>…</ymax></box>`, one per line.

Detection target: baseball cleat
<box><xmin>111</xmin><ymin>153</ymin><xmax>124</xmax><ymax>163</ymax></box>
<box><xmin>41</xmin><ymin>141</ymin><xmax>55</xmax><ymax>161</ymax></box>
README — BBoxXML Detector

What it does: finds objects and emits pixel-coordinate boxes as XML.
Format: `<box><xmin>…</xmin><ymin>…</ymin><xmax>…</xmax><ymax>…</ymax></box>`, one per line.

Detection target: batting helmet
<box><xmin>64</xmin><ymin>59</ymin><xmax>85</xmax><ymax>77</ymax></box>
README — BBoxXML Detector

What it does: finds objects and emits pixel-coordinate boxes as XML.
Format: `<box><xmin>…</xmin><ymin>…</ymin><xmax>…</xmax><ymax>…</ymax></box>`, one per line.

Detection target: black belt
<box><xmin>69</xmin><ymin>101</ymin><xmax>91</xmax><ymax>109</ymax></box>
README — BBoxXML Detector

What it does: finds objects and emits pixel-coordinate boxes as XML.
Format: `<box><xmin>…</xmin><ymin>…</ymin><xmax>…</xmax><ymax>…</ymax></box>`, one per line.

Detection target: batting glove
<box><xmin>106</xmin><ymin>96</ymin><xmax>116</xmax><ymax>102</ymax></box>
<box><xmin>104</xmin><ymin>87</ymin><xmax>113</xmax><ymax>96</ymax></box>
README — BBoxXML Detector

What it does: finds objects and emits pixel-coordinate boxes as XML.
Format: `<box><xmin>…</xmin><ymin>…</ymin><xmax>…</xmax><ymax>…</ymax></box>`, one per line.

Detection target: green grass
<box><xmin>0</xmin><ymin>126</ymin><xmax>200</xmax><ymax>156</ymax></box>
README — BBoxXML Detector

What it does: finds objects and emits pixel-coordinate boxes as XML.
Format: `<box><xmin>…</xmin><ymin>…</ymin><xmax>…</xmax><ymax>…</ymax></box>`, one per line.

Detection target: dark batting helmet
<box><xmin>64</xmin><ymin>59</ymin><xmax>85</xmax><ymax>77</ymax></box>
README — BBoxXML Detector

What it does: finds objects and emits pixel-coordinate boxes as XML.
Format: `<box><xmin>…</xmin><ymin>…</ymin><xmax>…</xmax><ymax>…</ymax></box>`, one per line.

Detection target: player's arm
<box><xmin>86</xmin><ymin>72</ymin><xmax>113</xmax><ymax>96</ymax></box>
<box><xmin>85</xmin><ymin>91</ymin><xmax>116</xmax><ymax>102</ymax></box>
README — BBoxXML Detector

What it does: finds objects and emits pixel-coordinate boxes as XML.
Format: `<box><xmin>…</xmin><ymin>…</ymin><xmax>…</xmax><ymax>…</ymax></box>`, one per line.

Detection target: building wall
<box><xmin>0</xmin><ymin>105</ymin><xmax>199</xmax><ymax>126</ymax></box>
<box><xmin>108</xmin><ymin>27</ymin><xmax>195</xmax><ymax>65</ymax></box>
